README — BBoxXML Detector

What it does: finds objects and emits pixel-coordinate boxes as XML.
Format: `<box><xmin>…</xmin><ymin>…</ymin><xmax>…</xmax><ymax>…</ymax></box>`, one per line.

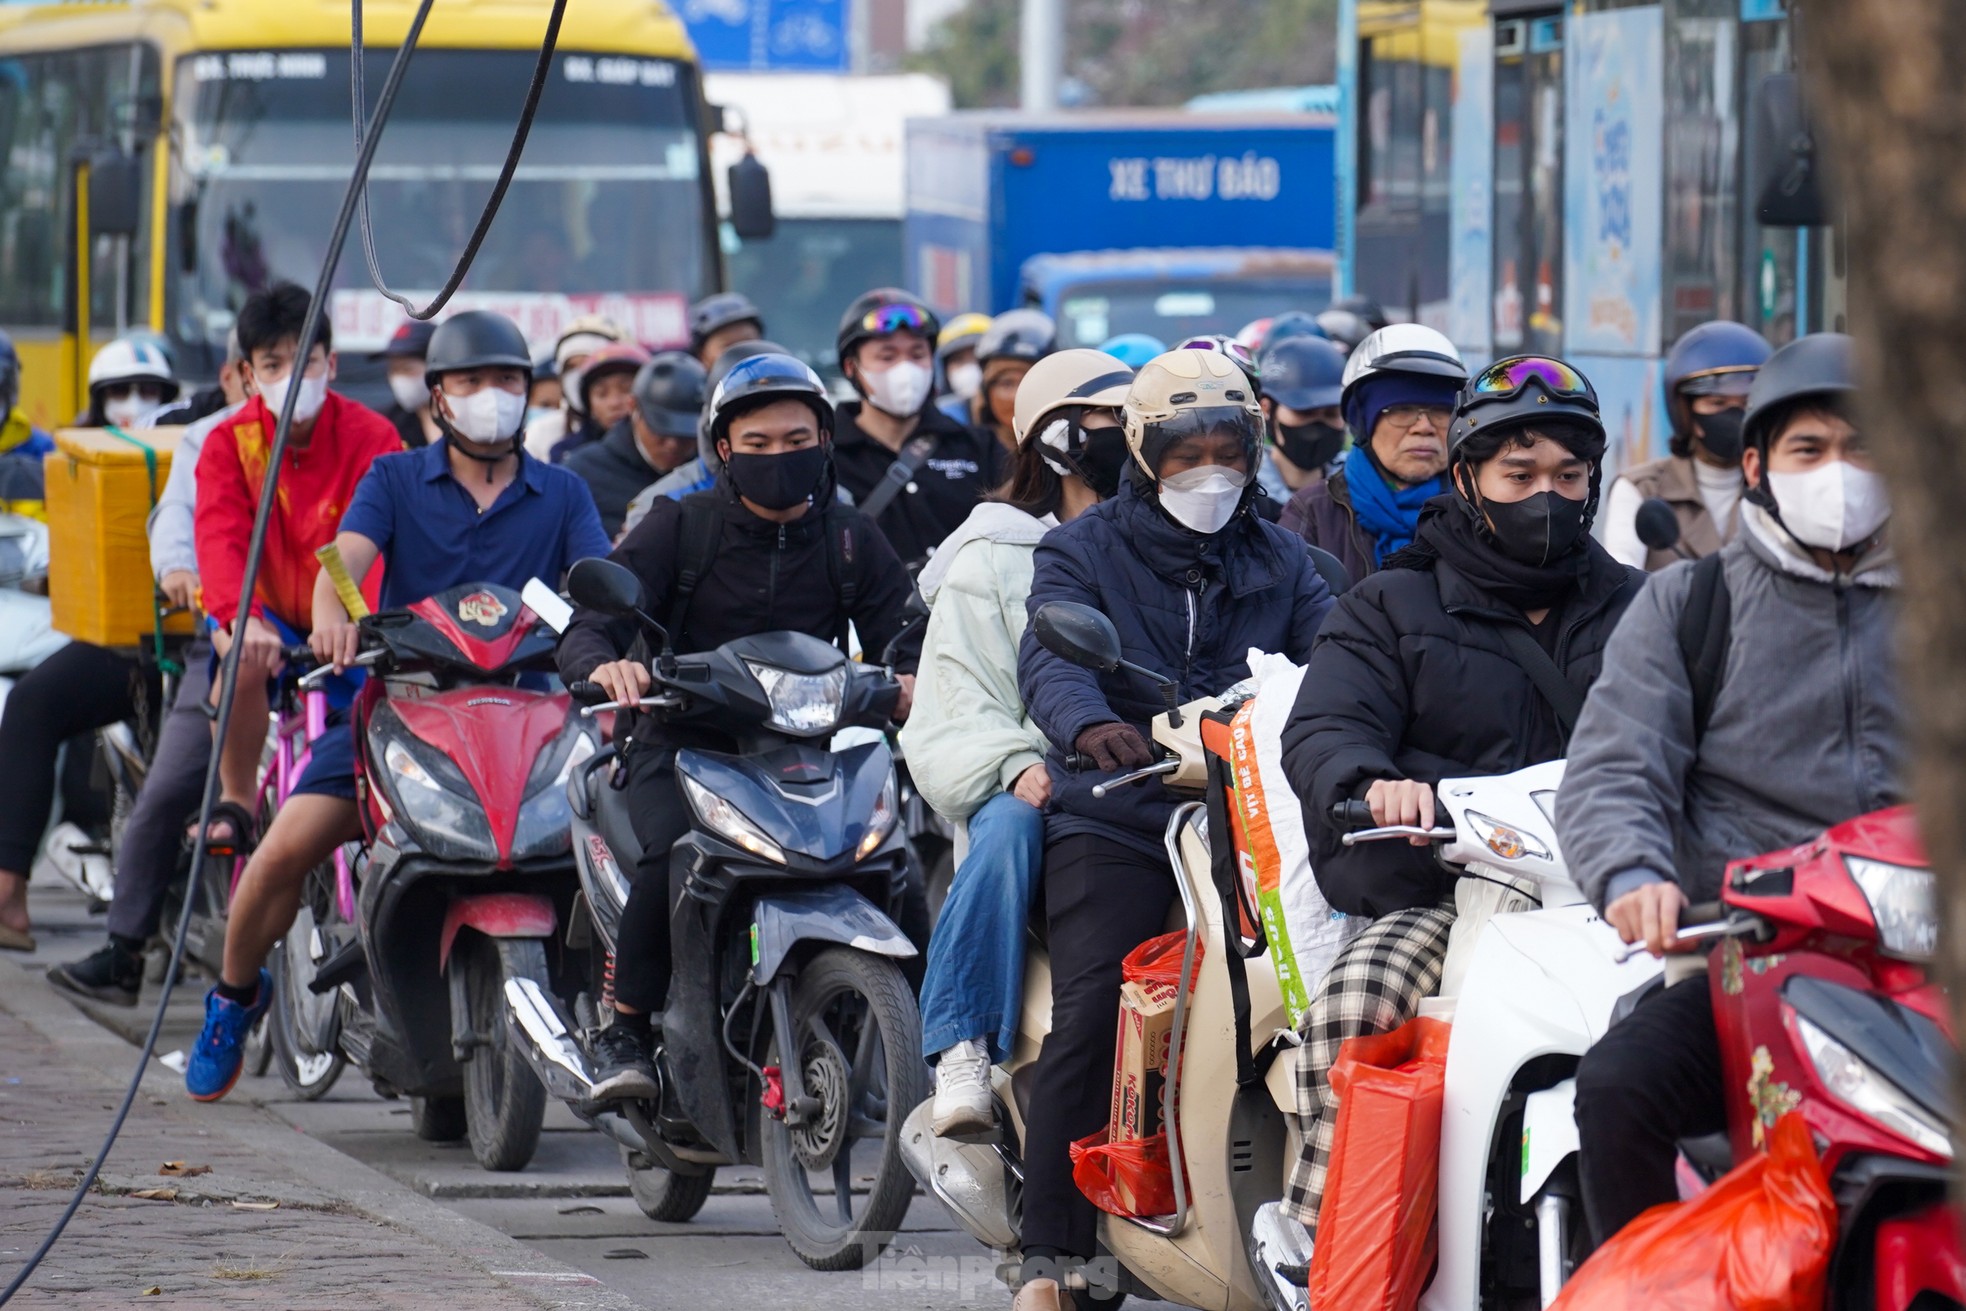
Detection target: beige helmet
<box><xmin>1122</xmin><ymin>347</ymin><xmax>1263</xmax><ymax>481</ymax></box>
<box><xmin>1011</xmin><ymin>348</ymin><xmax>1134</xmax><ymax>446</ymax></box>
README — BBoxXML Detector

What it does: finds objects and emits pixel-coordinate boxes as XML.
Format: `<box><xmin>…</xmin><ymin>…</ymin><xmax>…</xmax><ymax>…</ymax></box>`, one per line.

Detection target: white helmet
<box><xmin>1338</xmin><ymin>324</ymin><xmax>1466</xmax><ymax>413</ymax></box>
<box><xmin>87</xmin><ymin>338</ymin><xmax>180</xmax><ymax>403</ymax></box>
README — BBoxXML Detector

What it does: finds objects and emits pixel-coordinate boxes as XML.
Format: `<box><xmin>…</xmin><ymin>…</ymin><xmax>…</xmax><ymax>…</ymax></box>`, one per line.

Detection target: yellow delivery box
<box><xmin>46</xmin><ymin>426</ymin><xmax>197</xmax><ymax>647</ymax></box>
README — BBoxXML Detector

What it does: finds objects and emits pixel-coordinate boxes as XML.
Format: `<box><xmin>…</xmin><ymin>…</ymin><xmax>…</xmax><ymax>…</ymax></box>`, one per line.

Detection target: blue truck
<box><xmin>903</xmin><ymin>110</ymin><xmax>1337</xmax><ymax>346</ymax></box>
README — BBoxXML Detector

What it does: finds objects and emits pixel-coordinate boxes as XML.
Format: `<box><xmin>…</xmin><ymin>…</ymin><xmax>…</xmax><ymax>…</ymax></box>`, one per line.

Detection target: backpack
<box><xmin>665</xmin><ymin>495</ymin><xmax>860</xmax><ymax>653</ymax></box>
<box><xmin>1676</xmin><ymin>552</ymin><xmax>1732</xmax><ymax>735</ymax></box>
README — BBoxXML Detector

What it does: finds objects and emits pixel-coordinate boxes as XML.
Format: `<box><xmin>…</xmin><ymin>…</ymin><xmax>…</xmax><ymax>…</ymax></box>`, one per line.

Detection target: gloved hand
<box><xmin>1073</xmin><ymin>721</ymin><xmax>1154</xmax><ymax>773</ymax></box>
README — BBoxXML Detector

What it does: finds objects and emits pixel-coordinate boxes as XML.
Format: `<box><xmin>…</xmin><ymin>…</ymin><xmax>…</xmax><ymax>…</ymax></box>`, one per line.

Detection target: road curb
<box><xmin>0</xmin><ymin>955</ymin><xmax>643</xmax><ymax>1311</ymax></box>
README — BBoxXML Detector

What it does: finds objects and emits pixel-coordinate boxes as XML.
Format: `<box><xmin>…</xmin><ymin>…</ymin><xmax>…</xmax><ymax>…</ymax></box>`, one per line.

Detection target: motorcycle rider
<box><xmin>0</xmin><ymin>330</ymin><xmax>55</xmax><ymax>519</ymax></box>
<box><xmin>1013</xmin><ymin>348</ymin><xmax>1333</xmax><ymax>1310</ymax></box>
<box><xmin>902</xmin><ymin>348</ymin><xmax>1133</xmax><ymax>1137</ymax></box>
<box><xmin>829</xmin><ymin>289</ymin><xmax>1006</xmax><ymax>569</ymax></box>
<box><xmin>1291</xmin><ymin>325</ymin><xmax>1466</xmax><ymax>583</ymax></box>
<box><xmin>687</xmin><ymin>291</ymin><xmax>764</xmax><ymax>367</ymax></box>
<box><xmin>564</xmin><ymin>350</ymin><xmax>706</xmax><ymax>538</ymax></box>
<box><xmin>1601</xmin><ymin>321</ymin><xmax>1773</xmax><ymax>570</ymax></box>
<box><xmin>549</xmin><ymin>341</ymin><xmax>649</xmax><ymax>464</ymax></box>
<box><xmin>1558</xmin><ymin>333</ymin><xmax>1902</xmax><ymax>1247</ymax></box>
<box><xmin>556</xmin><ymin>351</ymin><xmax>920</xmax><ymax>1101</ymax></box>
<box><xmin>1261</xmin><ymin>333</ymin><xmax>1351</xmax><ymax>524</ymax></box>
<box><xmin>524</xmin><ymin>315</ymin><xmax>626</xmax><ymax>462</ymax></box>
<box><xmin>84</xmin><ymin>337</ymin><xmax>180</xmax><ymax>429</ymax></box>
<box><xmin>934</xmin><ymin>311</ymin><xmax>993</xmax><ymax>414</ymax></box>
<box><xmin>375</xmin><ymin>318</ymin><xmax>441</xmax><ymax>448</ymax></box>
<box><xmin>965</xmin><ymin>310</ymin><xmax>1057</xmax><ymax>452</ymax></box>
<box><xmin>1276</xmin><ymin>355</ymin><xmax>1643</xmax><ymax>1239</ymax></box>
<box><xmin>623</xmin><ymin>339</ymin><xmax>795</xmax><ymax>527</ymax></box>
<box><xmin>183</xmin><ymin>309</ymin><xmax>611</xmax><ymax>1101</ymax></box>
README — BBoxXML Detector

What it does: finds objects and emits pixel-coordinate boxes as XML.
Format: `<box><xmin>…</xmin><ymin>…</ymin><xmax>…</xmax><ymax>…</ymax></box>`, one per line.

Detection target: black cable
<box><xmin>0</xmin><ymin>0</ymin><xmax>442</xmax><ymax>1299</ymax></box>
<box><xmin>351</xmin><ymin>0</ymin><xmax>569</xmax><ymax>321</ymax></box>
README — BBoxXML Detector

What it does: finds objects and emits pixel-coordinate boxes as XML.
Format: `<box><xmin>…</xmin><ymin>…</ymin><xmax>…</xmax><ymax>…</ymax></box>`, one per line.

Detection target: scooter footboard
<box><xmin>749</xmin><ymin>884</ymin><xmax>915</xmax><ymax>984</ymax></box>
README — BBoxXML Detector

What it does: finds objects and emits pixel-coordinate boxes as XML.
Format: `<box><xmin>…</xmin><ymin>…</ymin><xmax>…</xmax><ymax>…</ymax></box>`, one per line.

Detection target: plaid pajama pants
<box><xmin>1282</xmin><ymin>898</ymin><xmax>1456</xmax><ymax>1233</ymax></box>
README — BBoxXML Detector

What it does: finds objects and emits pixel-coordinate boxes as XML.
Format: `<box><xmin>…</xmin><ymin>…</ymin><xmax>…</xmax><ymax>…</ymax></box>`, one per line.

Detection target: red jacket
<box><xmin>195</xmin><ymin>391</ymin><xmax>402</xmax><ymax>631</ymax></box>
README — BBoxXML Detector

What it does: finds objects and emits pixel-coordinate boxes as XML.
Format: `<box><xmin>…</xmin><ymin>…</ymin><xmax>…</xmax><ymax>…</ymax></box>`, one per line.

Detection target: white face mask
<box><xmin>104</xmin><ymin>395</ymin><xmax>164</xmax><ymax>430</ymax></box>
<box><xmin>443</xmin><ymin>387</ymin><xmax>527</xmax><ymax>445</ymax></box>
<box><xmin>388</xmin><ymin>374</ymin><xmax>430</xmax><ymax>413</ymax></box>
<box><xmin>258</xmin><ymin>368</ymin><xmax>328</xmax><ymax>425</ymax></box>
<box><xmin>947</xmin><ymin>360</ymin><xmax>983</xmax><ymax>402</ymax></box>
<box><xmin>1158</xmin><ymin>465</ymin><xmax>1246</xmax><ymax>535</ymax></box>
<box><xmin>1766</xmin><ymin>461</ymin><xmax>1890</xmax><ymax>552</ymax></box>
<box><xmin>862</xmin><ymin>360</ymin><xmax>932</xmax><ymax>418</ymax></box>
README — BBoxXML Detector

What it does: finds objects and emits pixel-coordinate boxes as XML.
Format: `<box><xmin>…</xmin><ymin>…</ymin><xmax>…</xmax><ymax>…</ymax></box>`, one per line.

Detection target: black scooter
<box><xmin>508</xmin><ymin>558</ymin><xmax>926</xmax><ymax>1271</ymax></box>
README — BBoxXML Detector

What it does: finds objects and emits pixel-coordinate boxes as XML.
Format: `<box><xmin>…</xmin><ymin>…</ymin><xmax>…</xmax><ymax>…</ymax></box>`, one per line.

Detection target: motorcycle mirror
<box><xmin>1635</xmin><ymin>497</ymin><xmax>1683</xmax><ymax>552</ymax></box>
<box><xmin>520</xmin><ymin>578</ymin><xmax>573</xmax><ymax>635</ymax></box>
<box><xmin>567</xmin><ymin>558</ymin><xmax>647</xmax><ymax>618</ymax></box>
<box><xmin>1033</xmin><ymin>602</ymin><xmax>1123</xmax><ymax>673</ymax></box>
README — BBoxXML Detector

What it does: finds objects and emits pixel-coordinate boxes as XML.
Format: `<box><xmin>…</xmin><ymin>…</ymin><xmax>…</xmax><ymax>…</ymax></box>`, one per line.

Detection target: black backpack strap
<box><xmin>1493</xmin><ymin>622</ymin><xmax>1588</xmax><ymax>738</ymax></box>
<box><xmin>1204</xmin><ymin>730</ymin><xmax>1276</xmax><ymax>1091</ymax></box>
<box><xmin>856</xmin><ymin>434</ymin><xmax>939</xmax><ymax>522</ymax></box>
<box><xmin>822</xmin><ymin>504</ymin><xmax>859</xmax><ymax>653</ymax></box>
<box><xmin>1677</xmin><ymin>552</ymin><xmax>1732</xmax><ymax>735</ymax></box>
<box><xmin>666</xmin><ymin>496</ymin><xmax>724</xmax><ymax>643</ymax></box>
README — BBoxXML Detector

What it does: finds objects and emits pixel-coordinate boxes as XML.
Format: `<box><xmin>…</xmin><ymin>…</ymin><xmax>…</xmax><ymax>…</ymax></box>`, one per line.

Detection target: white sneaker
<box><xmin>930</xmin><ymin>1038</ymin><xmax>994</xmax><ymax>1136</ymax></box>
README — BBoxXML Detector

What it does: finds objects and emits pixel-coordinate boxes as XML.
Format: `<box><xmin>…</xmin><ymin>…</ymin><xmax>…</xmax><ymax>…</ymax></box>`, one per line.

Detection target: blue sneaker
<box><xmin>185</xmin><ymin>970</ymin><xmax>270</xmax><ymax>1102</ymax></box>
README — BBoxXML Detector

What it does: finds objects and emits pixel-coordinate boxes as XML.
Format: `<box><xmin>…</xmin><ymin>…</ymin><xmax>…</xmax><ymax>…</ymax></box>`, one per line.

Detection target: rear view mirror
<box><xmin>89</xmin><ymin>151</ymin><xmax>142</xmax><ymax>238</ymax></box>
<box><xmin>567</xmin><ymin>558</ymin><xmax>646</xmax><ymax>618</ymax></box>
<box><xmin>728</xmin><ymin>153</ymin><xmax>775</xmax><ymax>241</ymax></box>
<box><xmin>1751</xmin><ymin>73</ymin><xmax>1828</xmax><ymax>228</ymax></box>
<box><xmin>1635</xmin><ymin>498</ymin><xmax>1683</xmax><ymax>553</ymax></box>
<box><xmin>520</xmin><ymin>578</ymin><xmax>573</xmax><ymax>634</ymax></box>
<box><xmin>1033</xmin><ymin>603</ymin><xmax>1123</xmax><ymax>673</ymax></box>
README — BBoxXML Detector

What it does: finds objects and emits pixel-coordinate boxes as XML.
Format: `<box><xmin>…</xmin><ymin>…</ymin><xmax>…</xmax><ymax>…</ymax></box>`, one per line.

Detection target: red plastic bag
<box><xmin>1307</xmin><ymin>1016</ymin><xmax>1452</xmax><ymax>1311</ymax></box>
<box><xmin>1123</xmin><ymin>930</ymin><xmax>1203</xmax><ymax>989</ymax></box>
<box><xmin>1551</xmin><ymin>1112</ymin><xmax>1835</xmax><ymax>1311</ymax></box>
<box><xmin>1071</xmin><ymin>1128</ymin><xmax>1176</xmax><ymax>1218</ymax></box>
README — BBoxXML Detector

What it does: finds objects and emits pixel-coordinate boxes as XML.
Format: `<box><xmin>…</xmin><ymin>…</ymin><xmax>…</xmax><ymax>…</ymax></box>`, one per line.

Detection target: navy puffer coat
<box><xmin>1018</xmin><ymin>480</ymin><xmax>1334</xmax><ymax>856</ymax></box>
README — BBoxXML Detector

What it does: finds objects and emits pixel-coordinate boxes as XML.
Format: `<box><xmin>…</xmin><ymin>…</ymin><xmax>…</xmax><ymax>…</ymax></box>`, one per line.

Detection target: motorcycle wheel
<box><xmin>620</xmin><ymin>1145</ymin><xmax>716</xmax><ymax>1222</ymax></box>
<box><xmin>245</xmin><ymin>1012</ymin><xmax>274</xmax><ymax>1078</ymax></box>
<box><xmin>267</xmin><ymin>867</ymin><xmax>346</xmax><ymax>1100</ymax></box>
<box><xmin>458</xmin><ymin>935</ymin><xmax>548</xmax><ymax>1172</ymax></box>
<box><xmin>760</xmin><ymin>946</ymin><xmax>929</xmax><ymax>1271</ymax></box>
<box><xmin>411</xmin><ymin>1094</ymin><xmax>468</xmax><ymax>1142</ymax></box>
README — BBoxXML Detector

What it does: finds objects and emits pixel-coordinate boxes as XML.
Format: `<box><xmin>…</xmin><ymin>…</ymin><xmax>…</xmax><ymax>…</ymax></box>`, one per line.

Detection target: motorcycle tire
<box><xmin>267</xmin><ymin>868</ymin><xmax>346</xmax><ymax>1101</ymax></box>
<box><xmin>620</xmin><ymin>1145</ymin><xmax>716</xmax><ymax>1222</ymax></box>
<box><xmin>458</xmin><ymin>934</ymin><xmax>548</xmax><ymax>1173</ymax></box>
<box><xmin>760</xmin><ymin>946</ymin><xmax>929</xmax><ymax>1271</ymax></box>
<box><xmin>411</xmin><ymin>1094</ymin><xmax>468</xmax><ymax>1142</ymax></box>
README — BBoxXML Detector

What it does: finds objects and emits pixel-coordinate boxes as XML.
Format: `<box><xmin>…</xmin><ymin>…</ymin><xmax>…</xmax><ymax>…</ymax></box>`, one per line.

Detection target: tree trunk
<box><xmin>1798</xmin><ymin>0</ymin><xmax>1966</xmax><ymax>1131</ymax></box>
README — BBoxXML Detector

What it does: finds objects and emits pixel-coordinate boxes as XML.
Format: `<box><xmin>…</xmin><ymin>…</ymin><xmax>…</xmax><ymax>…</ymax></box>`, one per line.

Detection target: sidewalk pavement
<box><xmin>0</xmin><ymin>951</ymin><xmax>639</xmax><ymax>1309</ymax></box>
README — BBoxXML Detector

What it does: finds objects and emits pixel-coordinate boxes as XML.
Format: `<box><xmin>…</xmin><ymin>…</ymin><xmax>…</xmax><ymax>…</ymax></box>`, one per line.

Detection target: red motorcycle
<box><xmin>1681</xmin><ymin>806</ymin><xmax>1964</xmax><ymax>1309</ymax></box>
<box><xmin>268</xmin><ymin>580</ymin><xmax>598</xmax><ymax>1173</ymax></box>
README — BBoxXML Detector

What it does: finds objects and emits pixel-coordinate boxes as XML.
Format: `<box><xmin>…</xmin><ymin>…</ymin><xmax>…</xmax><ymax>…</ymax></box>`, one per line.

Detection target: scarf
<box><xmin>1391</xmin><ymin>497</ymin><xmax>1590</xmax><ymax>613</ymax></box>
<box><xmin>1344</xmin><ymin>443</ymin><xmax>1444</xmax><ymax>565</ymax></box>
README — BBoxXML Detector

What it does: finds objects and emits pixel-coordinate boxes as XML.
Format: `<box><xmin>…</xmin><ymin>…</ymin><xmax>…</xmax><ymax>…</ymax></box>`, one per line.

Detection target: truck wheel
<box><xmin>458</xmin><ymin>935</ymin><xmax>548</xmax><ymax>1172</ymax></box>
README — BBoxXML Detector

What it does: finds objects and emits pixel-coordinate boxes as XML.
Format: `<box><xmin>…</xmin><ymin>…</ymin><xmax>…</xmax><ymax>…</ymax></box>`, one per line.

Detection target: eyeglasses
<box><xmin>1469</xmin><ymin>356</ymin><xmax>1596</xmax><ymax>405</ymax></box>
<box><xmin>857</xmin><ymin>303</ymin><xmax>930</xmax><ymax>336</ymax></box>
<box><xmin>1379</xmin><ymin>403</ymin><xmax>1453</xmax><ymax>430</ymax></box>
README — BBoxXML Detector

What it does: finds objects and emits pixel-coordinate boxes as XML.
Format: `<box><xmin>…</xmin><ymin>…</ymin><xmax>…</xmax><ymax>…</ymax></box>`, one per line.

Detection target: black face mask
<box><xmin>1276</xmin><ymin>420</ymin><xmax>1347</xmax><ymax>473</ymax></box>
<box><xmin>1071</xmin><ymin>427</ymin><xmax>1131</xmax><ymax>500</ymax></box>
<box><xmin>1694</xmin><ymin>408</ymin><xmax>1746</xmax><ymax>463</ymax></box>
<box><xmin>1481</xmin><ymin>490</ymin><xmax>1589</xmax><ymax>566</ymax></box>
<box><xmin>727</xmin><ymin>444</ymin><xmax>828</xmax><ymax>512</ymax></box>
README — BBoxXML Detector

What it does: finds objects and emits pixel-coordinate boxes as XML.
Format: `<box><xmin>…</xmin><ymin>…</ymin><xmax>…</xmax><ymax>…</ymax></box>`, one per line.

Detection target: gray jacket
<box><xmin>1556</xmin><ymin>504</ymin><xmax>1904</xmax><ymax>909</ymax></box>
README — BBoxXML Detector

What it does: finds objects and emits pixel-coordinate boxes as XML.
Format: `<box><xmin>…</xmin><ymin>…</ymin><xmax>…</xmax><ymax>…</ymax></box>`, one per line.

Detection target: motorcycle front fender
<box><xmin>750</xmin><ymin>884</ymin><xmax>915</xmax><ymax>985</ymax></box>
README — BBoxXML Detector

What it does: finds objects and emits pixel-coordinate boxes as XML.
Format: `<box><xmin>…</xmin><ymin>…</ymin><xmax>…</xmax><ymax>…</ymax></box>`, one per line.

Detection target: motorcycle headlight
<box><xmin>1846</xmin><ymin>856</ymin><xmax>1938</xmax><ymax>960</ymax></box>
<box><xmin>511</xmin><ymin>726</ymin><xmax>598</xmax><ymax>861</ymax></box>
<box><xmin>1464</xmin><ymin>810</ymin><xmax>1551</xmax><ymax>862</ymax></box>
<box><xmin>856</xmin><ymin>773</ymin><xmax>898</xmax><ymax>862</ymax></box>
<box><xmin>1795</xmin><ymin>1013</ymin><xmax>1952</xmax><ymax>1159</ymax></box>
<box><xmin>378</xmin><ymin>734</ymin><xmax>497</xmax><ymax>862</ymax></box>
<box><xmin>743</xmin><ymin>659</ymin><xmax>846</xmax><ymax>736</ymax></box>
<box><xmin>679</xmin><ymin>771</ymin><xmax>786</xmax><ymax>864</ymax></box>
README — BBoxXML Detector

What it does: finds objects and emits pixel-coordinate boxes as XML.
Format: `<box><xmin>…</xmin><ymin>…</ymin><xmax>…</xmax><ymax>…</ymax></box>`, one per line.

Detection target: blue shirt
<box><xmin>339</xmin><ymin>439</ymin><xmax>611</xmax><ymax>610</ymax></box>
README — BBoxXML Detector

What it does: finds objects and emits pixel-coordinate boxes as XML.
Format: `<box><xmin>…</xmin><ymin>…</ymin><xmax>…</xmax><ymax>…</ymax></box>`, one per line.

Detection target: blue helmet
<box><xmin>1259</xmin><ymin>310</ymin><xmax>1327</xmax><ymax>360</ymax></box>
<box><xmin>1663</xmin><ymin>320</ymin><xmax>1772</xmax><ymax>450</ymax></box>
<box><xmin>1258</xmin><ymin>334</ymin><xmax>1347</xmax><ymax>412</ymax></box>
<box><xmin>1098</xmin><ymin>333</ymin><xmax>1166</xmax><ymax>369</ymax></box>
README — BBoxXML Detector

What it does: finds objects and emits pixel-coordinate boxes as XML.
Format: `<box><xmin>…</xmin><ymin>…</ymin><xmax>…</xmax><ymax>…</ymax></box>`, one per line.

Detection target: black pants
<box><xmin>1021</xmin><ymin>831</ymin><xmax>1176</xmax><ymax>1261</ymax></box>
<box><xmin>1573</xmin><ymin>974</ymin><xmax>1727</xmax><ymax>1246</ymax></box>
<box><xmin>0</xmin><ymin>642</ymin><xmax>144</xmax><ymax>874</ymax></box>
<box><xmin>613</xmin><ymin>748</ymin><xmax>693</xmax><ymax>1015</ymax></box>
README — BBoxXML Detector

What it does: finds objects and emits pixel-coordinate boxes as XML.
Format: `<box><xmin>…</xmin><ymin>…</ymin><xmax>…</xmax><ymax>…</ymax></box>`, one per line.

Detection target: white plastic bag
<box><xmin>1228</xmin><ymin>650</ymin><xmax>1365</xmax><ymax>1024</ymax></box>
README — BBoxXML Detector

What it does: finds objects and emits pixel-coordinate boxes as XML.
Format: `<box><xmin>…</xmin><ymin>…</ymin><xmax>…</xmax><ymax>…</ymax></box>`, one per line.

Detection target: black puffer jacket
<box><xmin>564</xmin><ymin>419</ymin><xmax>665</xmax><ymax>539</ymax></box>
<box><xmin>831</xmin><ymin>401</ymin><xmax>1006</xmax><ymax>568</ymax></box>
<box><xmin>1282</xmin><ymin>510</ymin><xmax>1644</xmax><ymax>917</ymax></box>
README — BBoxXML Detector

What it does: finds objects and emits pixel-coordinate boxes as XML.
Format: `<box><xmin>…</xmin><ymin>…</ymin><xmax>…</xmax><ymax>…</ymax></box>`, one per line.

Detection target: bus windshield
<box><xmin>171</xmin><ymin>48</ymin><xmax>713</xmax><ymax>367</ymax></box>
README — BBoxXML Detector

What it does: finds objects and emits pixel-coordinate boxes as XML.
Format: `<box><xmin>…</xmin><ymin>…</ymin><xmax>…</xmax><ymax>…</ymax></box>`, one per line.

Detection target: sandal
<box><xmin>187</xmin><ymin>800</ymin><xmax>260</xmax><ymax>863</ymax></box>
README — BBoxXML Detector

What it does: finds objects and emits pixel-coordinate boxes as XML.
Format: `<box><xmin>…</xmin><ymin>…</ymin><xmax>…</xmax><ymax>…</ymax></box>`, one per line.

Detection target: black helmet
<box><xmin>688</xmin><ymin>292</ymin><xmax>764</xmax><ymax>352</ymax></box>
<box><xmin>1449</xmin><ymin>354</ymin><xmax>1607</xmax><ymax>526</ymax></box>
<box><xmin>1663</xmin><ymin>320</ymin><xmax>1772</xmax><ymax>449</ymax></box>
<box><xmin>705</xmin><ymin>351</ymin><xmax>833</xmax><ymax>452</ymax></box>
<box><xmin>1260</xmin><ymin>334</ymin><xmax>1348</xmax><ymax>411</ymax></box>
<box><xmin>836</xmin><ymin>288</ymin><xmax>939</xmax><ymax>363</ymax></box>
<box><xmin>1741</xmin><ymin>332</ymin><xmax>1855</xmax><ymax>455</ymax></box>
<box><xmin>1332</xmin><ymin>294</ymin><xmax>1390</xmax><ymax>333</ymax></box>
<box><xmin>424</xmin><ymin>311</ymin><xmax>532</xmax><ymax>389</ymax></box>
<box><xmin>634</xmin><ymin>351</ymin><xmax>706</xmax><ymax>439</ymax></box>
<box><xmin>697</xmin><ymin>338</ymin><xmax>791</xmax><ymax>473</ymax></box>
<box><xmin>977</xmin><ymin>309</ymin><xmax>1056</xmax><ymax>365</ymax></box>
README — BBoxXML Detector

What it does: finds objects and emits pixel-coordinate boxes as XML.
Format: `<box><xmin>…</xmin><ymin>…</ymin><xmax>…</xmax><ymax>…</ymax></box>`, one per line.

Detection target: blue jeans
<box><xmin>919</xmin><ymin>791</ymin><xmax>1045</xmax><ymax>1062</ymax></box>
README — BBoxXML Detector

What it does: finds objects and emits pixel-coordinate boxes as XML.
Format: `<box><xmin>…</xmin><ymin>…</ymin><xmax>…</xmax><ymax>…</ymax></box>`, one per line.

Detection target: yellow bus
<box><xmin>0</xmin><ymin>0</ymin><xmax>727</xmax><ymax>427</ymax></box>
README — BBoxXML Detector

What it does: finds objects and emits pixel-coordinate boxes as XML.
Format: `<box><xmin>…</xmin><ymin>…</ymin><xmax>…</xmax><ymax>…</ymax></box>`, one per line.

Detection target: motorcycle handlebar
<box><xmin>566</xmin><ymin>679</ymin><xmax>607</xmax><ymax>706</ymax></box>
<box><xmin>1680</xmin><ymin>901</ymin><xmax>1725</xmax><ymax>928</ymax></box>
<box><xmin>1329</xmin><ymin>799</ymin><xmax>1378</xmax><ymax>830</ymax></box>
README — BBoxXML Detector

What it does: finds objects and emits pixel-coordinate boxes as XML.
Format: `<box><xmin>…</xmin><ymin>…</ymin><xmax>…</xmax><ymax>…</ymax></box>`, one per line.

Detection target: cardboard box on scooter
<box><xmin>1110</xmin><ymin>976</ymin><xmax>1179</xmax><ymax>1142</ymax></box>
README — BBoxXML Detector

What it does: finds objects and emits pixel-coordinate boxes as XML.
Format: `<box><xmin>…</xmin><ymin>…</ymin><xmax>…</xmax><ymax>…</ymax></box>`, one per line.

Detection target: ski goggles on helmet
<box><xmin>1468</xmin><ymin>355</ymin><xmax>1597</xmax><ymax>407</ymax></box>
<box><xmin>856</xmin><ymin>303</ymin><xmax>932</xmax><ymax>337</ymax></box>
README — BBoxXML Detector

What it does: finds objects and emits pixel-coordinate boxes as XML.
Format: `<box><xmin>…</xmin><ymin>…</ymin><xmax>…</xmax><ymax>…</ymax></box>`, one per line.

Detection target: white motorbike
<box><xmin>1251</xmin><ymin>761</ymin><xmax>1664</xmax><ymax>1311</ymax></box>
